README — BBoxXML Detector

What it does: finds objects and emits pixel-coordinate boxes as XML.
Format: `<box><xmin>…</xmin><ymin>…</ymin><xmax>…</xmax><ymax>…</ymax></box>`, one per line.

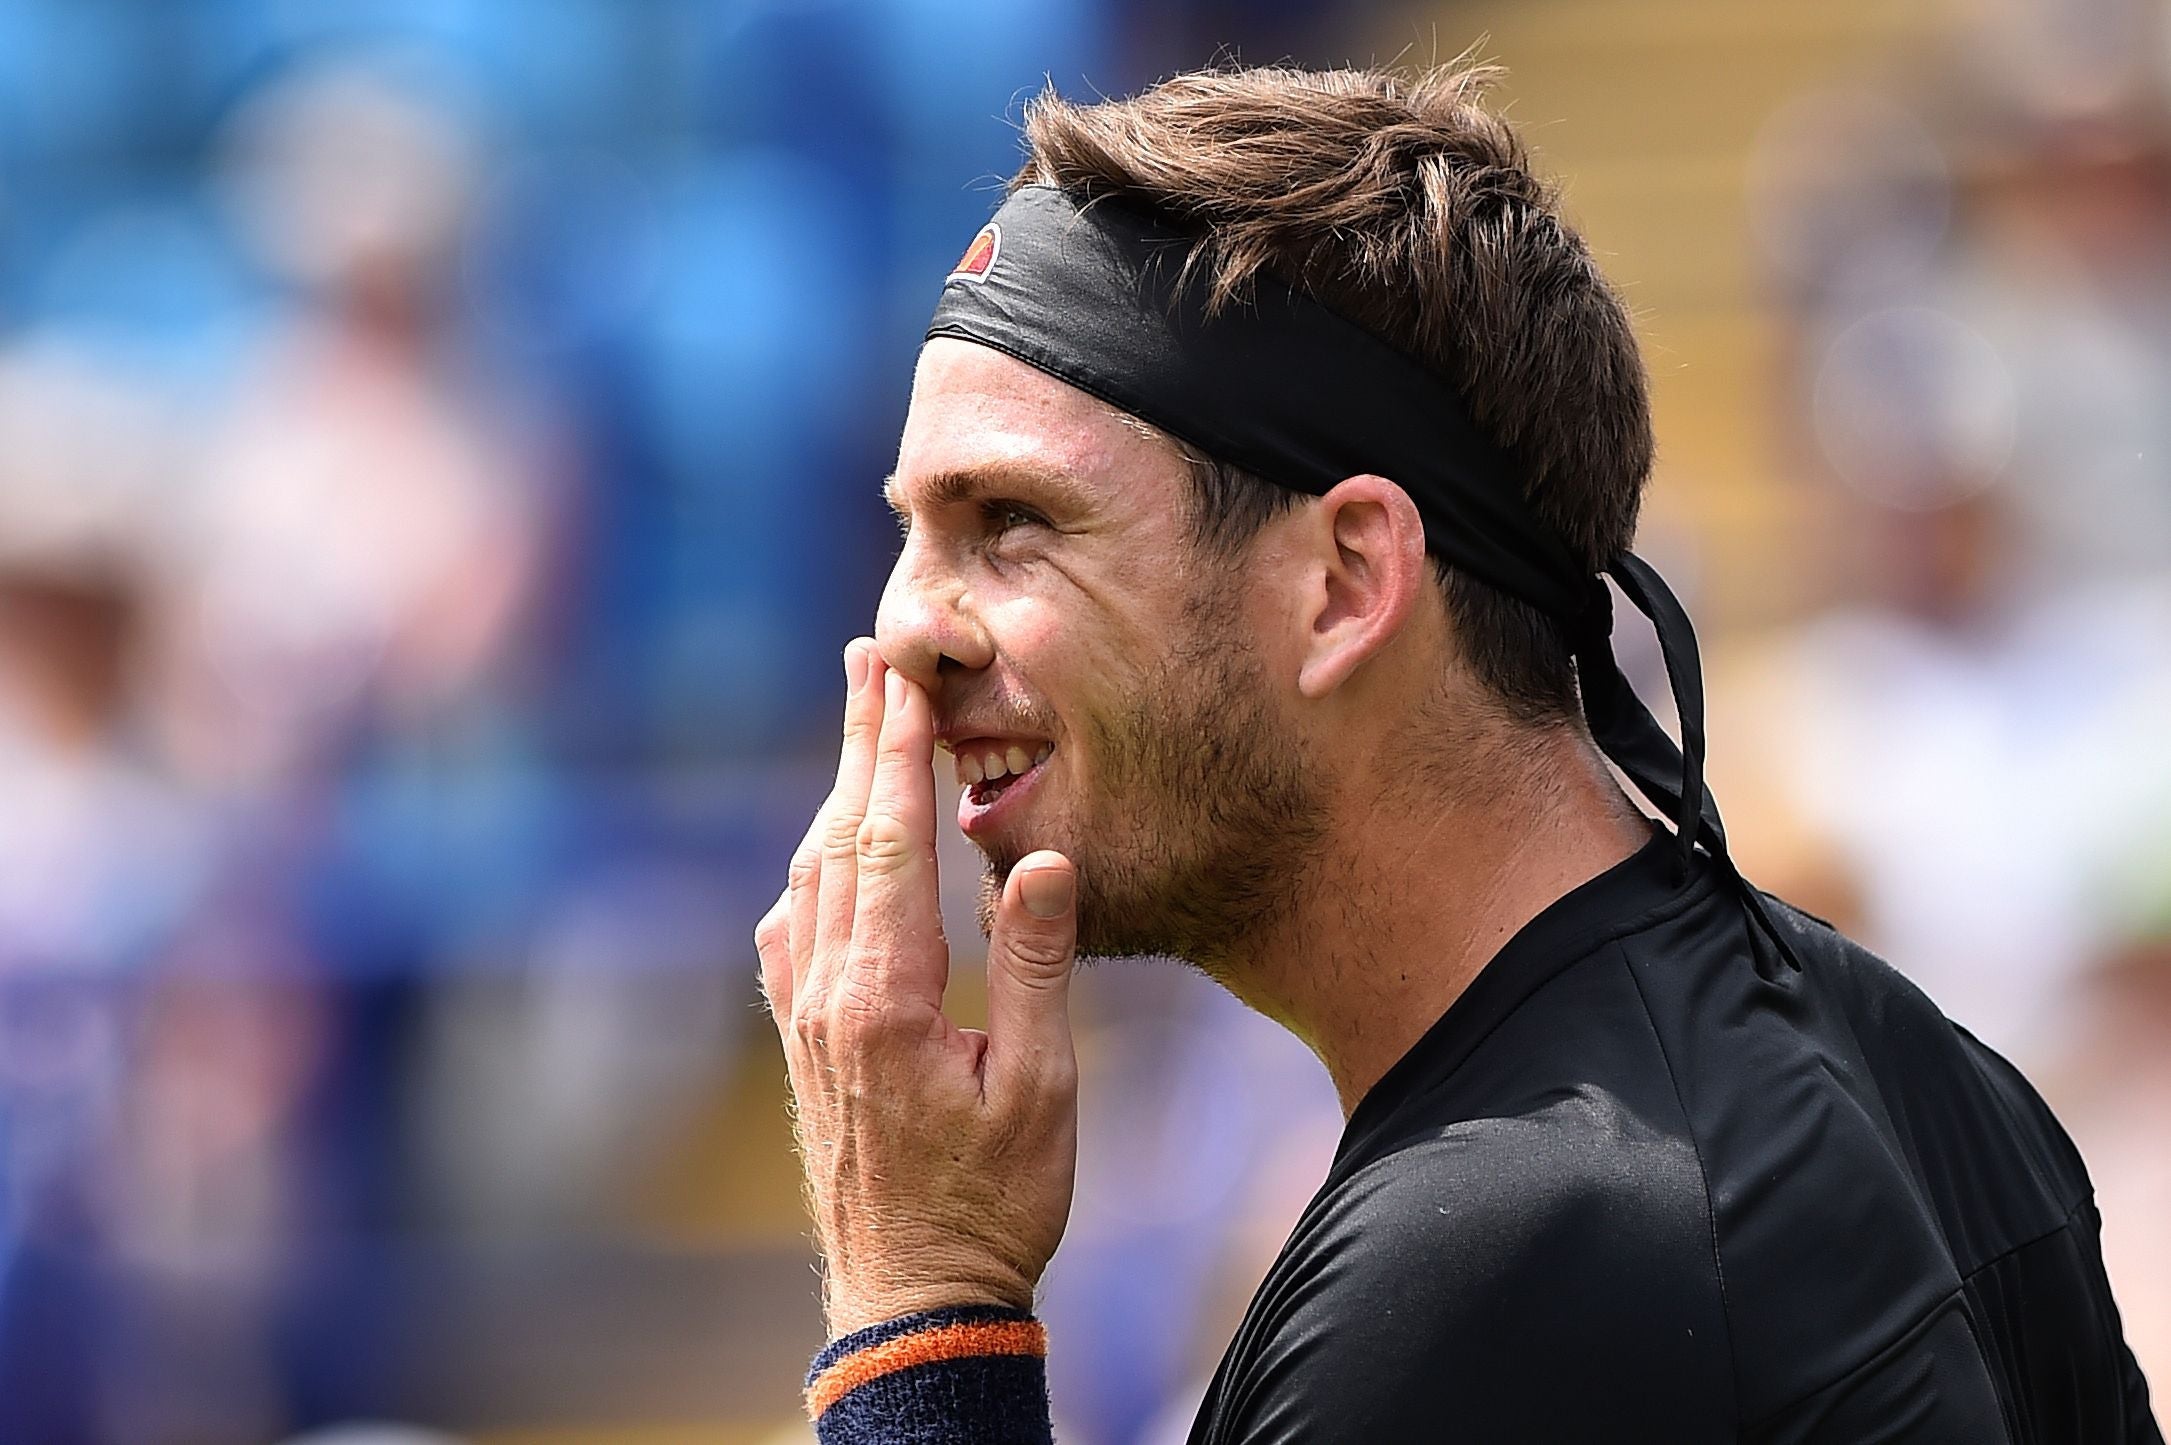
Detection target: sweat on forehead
<box><xmin>1102</xmin><ymin>407</ymin><xmax>1178</xmax><ymax>450</ymax></box>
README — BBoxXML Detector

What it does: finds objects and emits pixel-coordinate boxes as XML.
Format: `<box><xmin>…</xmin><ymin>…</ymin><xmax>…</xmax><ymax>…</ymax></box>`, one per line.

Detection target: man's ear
<box><xmin>1294</xmin><ymin>474</ymin><xmax>1431</xmax><ymax>700</ymax></box>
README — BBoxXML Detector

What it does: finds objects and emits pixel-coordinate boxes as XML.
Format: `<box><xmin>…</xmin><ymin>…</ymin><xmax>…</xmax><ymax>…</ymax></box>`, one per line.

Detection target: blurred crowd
<box><xmin>0</xmin><ymin>0</ymin><xmax>2164</xmax><ymax>1442</ymax></box>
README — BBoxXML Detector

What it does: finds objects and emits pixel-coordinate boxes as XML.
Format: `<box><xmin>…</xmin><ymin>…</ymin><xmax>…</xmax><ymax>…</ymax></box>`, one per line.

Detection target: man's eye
<box><xmin>984</xmin><ymin>501</ymin><xmax>1047</xmax><ymax>534</ymax></box>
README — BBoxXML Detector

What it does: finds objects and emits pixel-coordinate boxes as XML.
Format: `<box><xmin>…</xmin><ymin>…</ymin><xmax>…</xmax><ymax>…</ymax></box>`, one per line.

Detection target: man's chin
<box><xmin>973</xmin><ymin>838</ymin><xmax>1111</xmax><ymax>946</ymax></box>
<box><xmin>972</xmin><ymin>834</ymin><xmax>1035</xmax><ymax>888</ymax></box>
<box><xmin>973</xmin><ymin>844</ymin><xmax>1032</xmax><ymax>939</ymax></box>
<box><xmin>974</xmin><ymin>852</ymin><xmax>1168</xmax><ymax>962</ymax></box>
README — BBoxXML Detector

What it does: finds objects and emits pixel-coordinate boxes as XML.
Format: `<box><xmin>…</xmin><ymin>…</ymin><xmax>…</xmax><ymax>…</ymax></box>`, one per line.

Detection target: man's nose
<box><xmin>874</xmin><ymin>539</ymin><xmax>991</xmax><ymax>694</ymax></box>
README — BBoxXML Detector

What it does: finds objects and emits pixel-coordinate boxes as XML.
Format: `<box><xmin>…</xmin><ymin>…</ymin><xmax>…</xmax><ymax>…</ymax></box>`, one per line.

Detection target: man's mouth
<box><xmin>948</xmin><ymin>737</ymin><xmax>1055</xmax><ymax>836</ymax></box>
<box><xmin>956</xmin><ymin>738</ymin><xmax>1053</xmax><ymax>800</ymax></box>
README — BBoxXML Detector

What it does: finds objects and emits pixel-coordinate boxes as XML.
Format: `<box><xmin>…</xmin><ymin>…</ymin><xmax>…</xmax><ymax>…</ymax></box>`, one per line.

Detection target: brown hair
<box><xmin>1015</xmin><ymin>62</ymin><xmax>1653</xmax><ymax>722</ymax></box>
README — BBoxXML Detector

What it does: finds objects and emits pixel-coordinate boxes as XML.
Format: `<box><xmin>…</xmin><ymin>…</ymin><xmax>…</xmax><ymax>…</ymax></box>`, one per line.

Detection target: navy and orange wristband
<box><xmin>804</xmin><ymin>1303</ymin><xmax>1053</xmax><ymax>1443</ymax></box>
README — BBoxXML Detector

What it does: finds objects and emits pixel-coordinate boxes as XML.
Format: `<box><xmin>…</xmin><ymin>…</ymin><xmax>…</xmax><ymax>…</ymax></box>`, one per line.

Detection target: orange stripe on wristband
<box><xmin>805</xmin><ymin>1318</ymin><xmax>1048</xmax><ymax>1418</ymax></box>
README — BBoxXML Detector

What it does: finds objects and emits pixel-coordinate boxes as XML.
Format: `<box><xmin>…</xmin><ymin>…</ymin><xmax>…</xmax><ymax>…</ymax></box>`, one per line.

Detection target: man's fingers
<box><xmin>809</xmin><ymin>640</ymin><xmax>885</xmax><ymax>999</ymax></box>
<box><xmin>784</xmin><ymin>802</ymin><xmax>824</xmax><ymax>1002</ymax></box>
<box><xmin>847</xmin><ymin>669</ymin><xmax>948</xmax><ymax>1008</ymax></box>
<box><xmin>755</xmin><ymin>891</ymin><xmax>793</xmax><ymax>1026</ymax></box>
<box><xmin>985</xmin><ymin>851</ymin><xmax>1079</xmax><ymax>1101</ymax></box>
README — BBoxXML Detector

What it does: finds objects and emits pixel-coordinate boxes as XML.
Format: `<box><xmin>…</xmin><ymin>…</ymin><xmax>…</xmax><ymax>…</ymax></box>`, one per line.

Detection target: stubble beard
<box><xmin>975</xmin><ymin>587</ymin><xmax>1329</xmax><ymax>973</ymax></box>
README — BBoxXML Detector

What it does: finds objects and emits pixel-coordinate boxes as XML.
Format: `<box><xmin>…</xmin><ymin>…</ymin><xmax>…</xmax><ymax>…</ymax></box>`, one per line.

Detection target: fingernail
<box><xmin>884</xmin><ymin>669</ymin><xmax>905</xmax><ymax>710</ymax></box>
<box><xmin>1020</xmin><ymin>866</ymin><xmax>1073</xmax><ymax>919</ymax></box>
<box><xmin>845</xmin><ymin>643</ymin><xmax>869</xmax><ymax>695</ymax></box>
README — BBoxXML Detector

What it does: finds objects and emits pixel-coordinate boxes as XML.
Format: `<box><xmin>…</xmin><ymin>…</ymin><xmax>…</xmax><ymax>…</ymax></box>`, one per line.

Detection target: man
<box><xmin>753</xmin><ymin>63</ymin><xmax>2163</xmax><ymax>1442</ymax></box>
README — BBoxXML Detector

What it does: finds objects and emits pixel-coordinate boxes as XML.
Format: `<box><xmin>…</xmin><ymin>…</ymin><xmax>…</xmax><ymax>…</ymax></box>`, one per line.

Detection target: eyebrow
<box><xmin>882</xmin><ymin>462</ymin><xmax>1096</xmax><ymax>520</ymax></box>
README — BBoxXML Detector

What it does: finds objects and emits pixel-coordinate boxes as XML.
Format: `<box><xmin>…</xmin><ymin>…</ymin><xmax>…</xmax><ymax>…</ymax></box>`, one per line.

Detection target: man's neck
<box><xmin>1218</xmin><ymin>727</ymin><xmax>1652</xmax><ymax>1117</ymax></box>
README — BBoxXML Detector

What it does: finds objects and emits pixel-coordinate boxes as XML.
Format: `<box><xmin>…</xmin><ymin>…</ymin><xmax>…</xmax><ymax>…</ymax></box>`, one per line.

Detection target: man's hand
<box><xmin>755</xmin><ymin>639</ymin><xmax>1080</xmax><ymax>1336</ymax></box>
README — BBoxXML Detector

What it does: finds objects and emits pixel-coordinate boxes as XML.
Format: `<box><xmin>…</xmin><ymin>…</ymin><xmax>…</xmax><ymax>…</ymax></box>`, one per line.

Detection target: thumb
<box><xmin>985</xmin><ymin>850</ymin><xmax>1079</xmax><ymax>1095</ymax></box>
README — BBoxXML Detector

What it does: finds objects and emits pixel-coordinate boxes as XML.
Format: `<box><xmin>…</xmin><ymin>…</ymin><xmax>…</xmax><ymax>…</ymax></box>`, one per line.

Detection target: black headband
<box><xmin>926</xmin><ymin>184</ymin><xmax>1799</xmax><ymax>970</ymax></box>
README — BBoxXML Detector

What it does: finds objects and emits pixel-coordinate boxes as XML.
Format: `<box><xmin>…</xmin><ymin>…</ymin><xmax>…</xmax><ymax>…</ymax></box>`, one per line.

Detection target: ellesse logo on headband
<box><xmin>948</xmin><ymin>223</ymin><xmax>1000</xmax><ymax>282</ymax></box>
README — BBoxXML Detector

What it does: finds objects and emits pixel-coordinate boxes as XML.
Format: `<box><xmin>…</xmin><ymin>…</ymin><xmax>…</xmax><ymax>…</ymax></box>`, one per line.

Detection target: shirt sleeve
<box><xmin>804</xmin><ymin>1303</ymin><xmax>1053</xmax><ymax>1444</ymax></box>
<box><xmin>1197</xmin><ymin>1127</ymin><xmax>1737</xmax><ymax>1444</ymax></box>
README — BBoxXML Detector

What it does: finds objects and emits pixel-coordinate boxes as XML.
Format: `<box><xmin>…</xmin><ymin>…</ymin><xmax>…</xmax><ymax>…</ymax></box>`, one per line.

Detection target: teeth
<box><xmin>954</xmin><ymin>740</ymin><xmax>1053</xmax><ymax>791</ymax></box>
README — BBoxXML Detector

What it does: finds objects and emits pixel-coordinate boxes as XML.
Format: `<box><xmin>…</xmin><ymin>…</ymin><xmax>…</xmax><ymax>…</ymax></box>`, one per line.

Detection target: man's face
<box><xmin>877</xmin><ymin>339</ymin><xmax>1326</xmax><ymax>966</ymax></box>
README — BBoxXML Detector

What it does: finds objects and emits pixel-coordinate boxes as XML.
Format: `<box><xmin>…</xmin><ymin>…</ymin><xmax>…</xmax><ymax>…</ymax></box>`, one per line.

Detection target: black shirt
<box><xmin>1188</xmin><ymin>832</ymin><xmax>2163</xmax><ymax>1443</ymax></box>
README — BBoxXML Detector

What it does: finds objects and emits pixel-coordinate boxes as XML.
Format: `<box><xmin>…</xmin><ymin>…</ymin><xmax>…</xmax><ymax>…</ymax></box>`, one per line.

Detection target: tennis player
<box><xmin>754</xmin><ymin>62</ymin><xmax>2163</xmax><ymax>1442</ymax></box>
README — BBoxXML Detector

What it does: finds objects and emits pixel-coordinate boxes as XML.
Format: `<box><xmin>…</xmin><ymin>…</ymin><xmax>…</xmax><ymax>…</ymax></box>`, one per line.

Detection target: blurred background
<box><xmin>0</xmin><ymin>0</ymin><xmax>2163</xmax><ymax>1440</ymax></box>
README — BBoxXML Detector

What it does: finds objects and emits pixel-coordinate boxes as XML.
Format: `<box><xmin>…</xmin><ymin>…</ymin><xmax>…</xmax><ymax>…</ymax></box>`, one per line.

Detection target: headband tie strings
<box><xmin>928</xmin><ymin>185</ymin><xmax>1802</xmax><ymax>973</ymax></box>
